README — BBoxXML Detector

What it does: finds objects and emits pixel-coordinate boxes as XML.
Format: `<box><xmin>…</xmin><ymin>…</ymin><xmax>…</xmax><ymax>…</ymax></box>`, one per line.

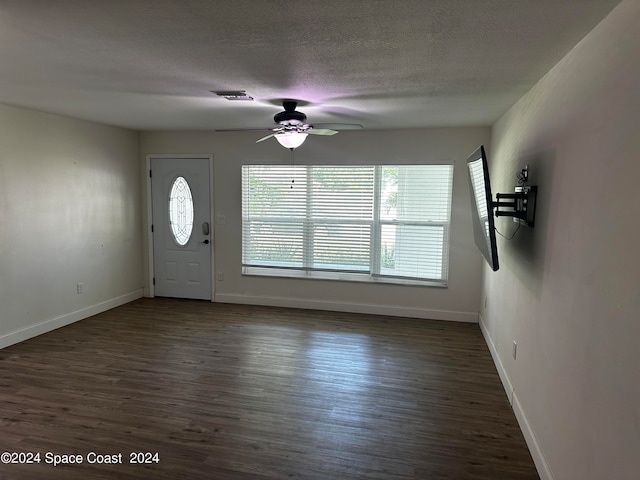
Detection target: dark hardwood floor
<box><xmin>0</xmin><ymin>298</ymin><xmax>539</xmax><ymax>479</ymax></box>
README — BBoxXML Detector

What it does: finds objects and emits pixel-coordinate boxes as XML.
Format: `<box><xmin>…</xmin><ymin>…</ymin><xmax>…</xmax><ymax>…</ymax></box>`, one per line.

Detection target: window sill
<box><xmin>242</xmin><ymin>267</ymin><xmax>447</xmax><ymax>288</ymax></box>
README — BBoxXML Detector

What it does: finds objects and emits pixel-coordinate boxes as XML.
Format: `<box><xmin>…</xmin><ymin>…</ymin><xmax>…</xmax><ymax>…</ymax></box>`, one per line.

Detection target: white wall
<box><xmin>141</xmin><ymin>127</ymin><xmax>489</xmax><ymax>321</ymax></box>
<box><xmin>0</xmin><ymin>104</ymin><xmax>143</xmax><ymax>348</ymax></box>
<box><xmin>482</xmin><ymin>1</ymin><xmax>640</xmax><ymax>479</ymax></box>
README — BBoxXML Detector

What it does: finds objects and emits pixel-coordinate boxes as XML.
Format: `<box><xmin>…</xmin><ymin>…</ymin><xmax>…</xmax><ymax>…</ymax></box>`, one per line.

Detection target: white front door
<box><xmin>151</xmin><ymin>157</ymin><xmax>212</xmax><ymax>300</ymax></box>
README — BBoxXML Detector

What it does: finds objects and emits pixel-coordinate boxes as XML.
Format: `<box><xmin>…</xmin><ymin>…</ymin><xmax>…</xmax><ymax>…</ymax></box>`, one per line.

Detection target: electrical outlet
<box><xmin>512</xmin><ymin>341</ymin><xmax>518</xmax><ymax>360</ymax></box>
<box><xmin>77</xmin><ymin>282</ymin><xmax>84</xmax><ymax>294</ymax></box>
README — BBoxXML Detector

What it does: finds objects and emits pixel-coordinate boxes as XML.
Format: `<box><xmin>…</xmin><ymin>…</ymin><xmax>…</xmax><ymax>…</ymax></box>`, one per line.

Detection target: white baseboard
<box><xmin>512</xmin><ymin>392</ymin><xmax>554</xmax><ymax>480</ymax></box>
<box><xmin>478</xmin><ymin>313</ymin><xmax>514</xmax><ymax>405</ymax></box>
<box><xmin>214</xmin><ymin>293</ymin><xmax>478</xmax><ymax>323</ymax></box>
<box><xmin>0</xmin><ymin>289</ymin><xmax>144</xmax><ymax>350</ymax></box>
<box><xmin>478</xmin><ymin>313</ymin><xmax>554</xmax><ymax>480</ymax></box>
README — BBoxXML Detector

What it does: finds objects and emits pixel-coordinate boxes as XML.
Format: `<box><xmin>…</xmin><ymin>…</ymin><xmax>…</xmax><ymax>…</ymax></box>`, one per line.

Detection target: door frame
<box><xmin>145</xmin><ymin>153</ymin><xmax>215</xmax><ymax>300</ymax></box>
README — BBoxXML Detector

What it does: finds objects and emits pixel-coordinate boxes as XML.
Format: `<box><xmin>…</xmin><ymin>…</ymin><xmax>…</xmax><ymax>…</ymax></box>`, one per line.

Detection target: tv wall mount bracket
<box><xmin>493</xmin><ymin>185</ymin><xmax>537</xmax><ymax>228</ymax></box>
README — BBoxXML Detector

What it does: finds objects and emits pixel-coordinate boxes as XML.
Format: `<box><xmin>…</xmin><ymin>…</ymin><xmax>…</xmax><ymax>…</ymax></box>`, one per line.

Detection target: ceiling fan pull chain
<box><xmin>290</xmin><ymin>147</ymin><xmax>295</xmax><ymax>189</ymax></box>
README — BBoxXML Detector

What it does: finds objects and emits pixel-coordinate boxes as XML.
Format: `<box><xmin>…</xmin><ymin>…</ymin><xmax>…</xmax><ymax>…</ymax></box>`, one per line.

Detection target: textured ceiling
<box><xmin>0</xmin><ymin>0</ymin><xmax>622</xmax><ymax>131</ymax></box>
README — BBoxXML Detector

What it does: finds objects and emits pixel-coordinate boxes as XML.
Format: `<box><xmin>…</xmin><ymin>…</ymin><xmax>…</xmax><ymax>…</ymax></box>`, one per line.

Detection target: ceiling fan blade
<box><xmin>311</xmin><ymin>123</ymin><xmax>363</xmax><ymax>130</ymax></box>
<box><xmin>256</xmin><ymin>133</ymin><xmax>276</xmax><ymax>143</ymax></box>
<box><xmin>216</xmin><ymin>127</ymin><xmax>274</xmax><ymax>132</ymax></box>
<box><xmin>307</xmin><ymin>128</ymin><xmax>338</xmax><ymax>136</ymax></box>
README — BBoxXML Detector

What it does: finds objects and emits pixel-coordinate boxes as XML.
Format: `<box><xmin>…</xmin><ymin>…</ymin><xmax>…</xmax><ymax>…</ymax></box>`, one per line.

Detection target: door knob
<box><xmin>201</xmin><ymin>239</ymin><xmax>210</xmax><ymax>245</ymax></box>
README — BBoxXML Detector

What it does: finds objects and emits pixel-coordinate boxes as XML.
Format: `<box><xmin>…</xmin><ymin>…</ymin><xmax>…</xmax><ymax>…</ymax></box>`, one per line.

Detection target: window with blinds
<box><xmin>241</xmin><ymin>164</ymin><xmax>454</xmax><ymax>286</ymax></box>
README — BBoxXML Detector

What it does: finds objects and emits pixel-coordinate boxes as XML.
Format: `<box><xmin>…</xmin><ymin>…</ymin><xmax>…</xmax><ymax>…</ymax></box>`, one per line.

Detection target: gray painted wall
<box><xmin>0</xmin><ymin>104</ymin><xmax>143</xmax><ymax>347</ymax></box>
<box><xmin>140</xmin><ymin>127</ymin><xmax>489</xmax><ymax>321</ymax></box>
<box><xmin>483</xmin><ymin>1</ymin><xmax>640</xmax><ymax>479</ymax></box>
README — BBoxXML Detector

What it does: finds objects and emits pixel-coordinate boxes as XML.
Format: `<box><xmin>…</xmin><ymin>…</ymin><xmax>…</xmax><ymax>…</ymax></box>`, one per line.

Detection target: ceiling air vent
<box><xmin>212</xmin><ymin>90</ymin><xmax>254</xmax><ymax>101</ymax></box>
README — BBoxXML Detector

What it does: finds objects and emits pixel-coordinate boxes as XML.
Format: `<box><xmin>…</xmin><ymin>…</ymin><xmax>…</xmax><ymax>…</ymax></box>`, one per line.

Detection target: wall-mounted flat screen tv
<box><xmin>466</xmin><ymin>145</ymin><xmax>499</xmax><ymax>271</ymax></box>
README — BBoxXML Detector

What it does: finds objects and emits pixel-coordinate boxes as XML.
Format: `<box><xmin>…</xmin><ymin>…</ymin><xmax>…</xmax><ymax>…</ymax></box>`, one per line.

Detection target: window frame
<box><xmin>242</xmin><ymin>164</ymin><xmax>453</xmax><ymax>287</ymax></box>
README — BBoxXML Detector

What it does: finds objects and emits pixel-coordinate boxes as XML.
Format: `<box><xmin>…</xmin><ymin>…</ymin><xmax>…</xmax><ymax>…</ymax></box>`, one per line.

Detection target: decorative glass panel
<box><xmin>169</xmin><ymin>176</ymin><xmax>194</xmax><ymax>246</ymax></box>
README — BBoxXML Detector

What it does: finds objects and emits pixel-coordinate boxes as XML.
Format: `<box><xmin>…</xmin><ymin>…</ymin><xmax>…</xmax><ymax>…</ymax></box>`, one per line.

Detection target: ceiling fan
<box><xmin>218</xmin><ymin>100</ymin><xmax>363</xmax><ymax>149</ymax></box>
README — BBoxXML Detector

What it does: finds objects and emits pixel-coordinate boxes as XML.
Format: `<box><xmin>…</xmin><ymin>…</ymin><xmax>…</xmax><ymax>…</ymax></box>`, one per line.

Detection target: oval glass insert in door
<box><xmin>168</xmin><ymin>176</ymin><xmax>194</xmax><ymax>246</ymax></box>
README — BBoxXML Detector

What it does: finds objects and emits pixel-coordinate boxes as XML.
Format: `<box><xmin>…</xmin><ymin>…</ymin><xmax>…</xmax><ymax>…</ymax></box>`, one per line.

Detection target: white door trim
<box><xmin>145</xmin><ymin>153</ymin><xmax>215</xmax><ymax>300</ymax></box>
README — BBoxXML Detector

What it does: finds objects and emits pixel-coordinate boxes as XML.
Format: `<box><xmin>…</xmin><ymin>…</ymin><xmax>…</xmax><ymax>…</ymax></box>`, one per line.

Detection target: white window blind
<box><xmin>242</xmin><ymin>164</ymin><xmax>453</xmax><ymax>285</ymax></box>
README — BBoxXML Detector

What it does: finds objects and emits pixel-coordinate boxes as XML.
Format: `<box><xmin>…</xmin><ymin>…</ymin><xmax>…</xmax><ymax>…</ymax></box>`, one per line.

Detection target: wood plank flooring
<box><xmin>0</xmin><ymin>298</ymin><xmax>539</xmax><ymax>479</ymax></box>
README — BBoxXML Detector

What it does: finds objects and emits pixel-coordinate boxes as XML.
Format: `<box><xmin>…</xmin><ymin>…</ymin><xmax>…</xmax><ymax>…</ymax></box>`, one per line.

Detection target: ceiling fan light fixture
<box><xmin>275</xmin><ymin>132</ymin><xmax>308</xmax><ymax>149</ymax></box>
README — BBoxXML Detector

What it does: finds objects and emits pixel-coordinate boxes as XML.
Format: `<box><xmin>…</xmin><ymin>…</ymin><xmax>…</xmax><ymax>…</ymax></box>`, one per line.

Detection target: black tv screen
<box><xmin>466</xmin><ymin>146</ymin><xmax>499</xmax><ymax>271</ymax></box>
